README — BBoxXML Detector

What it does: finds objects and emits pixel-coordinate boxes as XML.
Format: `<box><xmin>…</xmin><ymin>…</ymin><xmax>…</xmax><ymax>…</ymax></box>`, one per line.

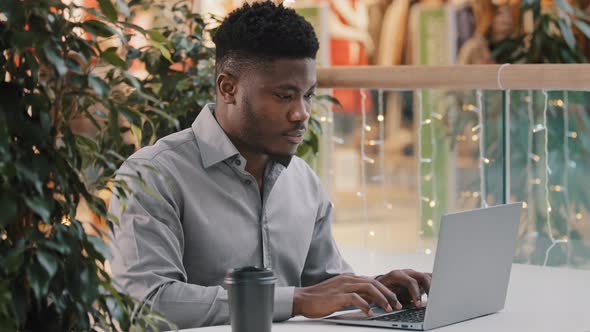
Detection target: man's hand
<box><xmin>292</xmin><ymin>274</ymin><xmax>402</xmax><ymax>318</ymax></box>
<box><xmin>376</xmin><ymin>269</ymin><xmax>432</xmax><ymax>308</ymax></box>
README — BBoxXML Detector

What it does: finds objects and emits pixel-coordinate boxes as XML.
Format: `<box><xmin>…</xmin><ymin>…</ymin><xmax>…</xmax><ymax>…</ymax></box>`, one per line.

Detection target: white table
<box><xmin>179</xmin><ymin>249</ymin><xmax>590</xmax><ymax>332</ymax></box>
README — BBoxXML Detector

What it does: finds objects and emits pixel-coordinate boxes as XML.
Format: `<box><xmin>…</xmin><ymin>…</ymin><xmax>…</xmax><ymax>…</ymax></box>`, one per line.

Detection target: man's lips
<box><xmin>282</xmin><ymin>130</ymin><xmax>306</xmax><ymax>144</ymax></box>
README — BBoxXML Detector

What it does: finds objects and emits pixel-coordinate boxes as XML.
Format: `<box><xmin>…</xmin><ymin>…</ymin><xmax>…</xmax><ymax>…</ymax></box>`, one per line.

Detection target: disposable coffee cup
<box><xmin>224</xmin><ymin>266</ymin><xmax>277</xmax><ymax>332</ymax></box>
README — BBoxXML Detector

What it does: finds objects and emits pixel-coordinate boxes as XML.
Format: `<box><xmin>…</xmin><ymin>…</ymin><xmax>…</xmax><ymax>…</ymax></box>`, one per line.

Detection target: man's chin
<box><xmin>266</xmin><ymin>146</ymin><xmax>298</xmax><ymax>161</ymax></box>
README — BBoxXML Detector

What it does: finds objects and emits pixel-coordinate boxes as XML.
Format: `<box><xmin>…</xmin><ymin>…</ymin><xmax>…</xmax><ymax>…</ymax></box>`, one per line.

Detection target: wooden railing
<box><xmin>317</xmin><ymin>64</ymin><xmax>590</xmax><ymax>90</ymax></box>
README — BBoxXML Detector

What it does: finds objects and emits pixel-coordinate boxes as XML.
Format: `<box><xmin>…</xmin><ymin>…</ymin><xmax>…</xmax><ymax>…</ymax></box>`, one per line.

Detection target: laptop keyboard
<box><xmin>372</xmin><ymin>308</ymin><xmax>426</xmax><ymax>323</ymax></box>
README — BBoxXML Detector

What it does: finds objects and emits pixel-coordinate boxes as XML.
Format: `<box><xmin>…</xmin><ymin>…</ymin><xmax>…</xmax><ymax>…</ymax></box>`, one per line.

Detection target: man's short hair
<box><xmin>212</xmin><ymin>1</ymin><xmax>319</xmax><ymax>75</ymax></box>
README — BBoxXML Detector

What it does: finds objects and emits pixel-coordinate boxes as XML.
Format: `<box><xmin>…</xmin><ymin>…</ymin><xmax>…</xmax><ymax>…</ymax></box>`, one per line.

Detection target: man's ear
<box><xmin>216</xmin><ymin>72</ymin><xmax>238</xmax><ymax>105</ymax></box>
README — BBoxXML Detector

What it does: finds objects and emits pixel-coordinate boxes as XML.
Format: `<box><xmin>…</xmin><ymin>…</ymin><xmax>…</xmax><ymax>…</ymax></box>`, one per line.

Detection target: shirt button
<box><xmin>234</xmin><ymin>159</ymin><xmax>241</xmax><ymax>166</ymax></box>
<box><xmin>244</xmin><ymin>179</ymin><xmax>252</xmax><ymax>185</ymax></box>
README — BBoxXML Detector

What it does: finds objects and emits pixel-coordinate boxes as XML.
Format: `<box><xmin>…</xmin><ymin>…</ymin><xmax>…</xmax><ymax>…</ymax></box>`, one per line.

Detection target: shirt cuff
<box><xmin>273</xmin><ymin>286</ymin><xmax>295</xmax><ymax>322</ymax></box>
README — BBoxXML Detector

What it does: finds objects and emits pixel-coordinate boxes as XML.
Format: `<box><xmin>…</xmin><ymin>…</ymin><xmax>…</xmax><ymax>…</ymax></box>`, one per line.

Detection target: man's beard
<box><xmin>240</xmin><ymin>94</ymin><xmax>297</xmax><ymax>160</ymax></box>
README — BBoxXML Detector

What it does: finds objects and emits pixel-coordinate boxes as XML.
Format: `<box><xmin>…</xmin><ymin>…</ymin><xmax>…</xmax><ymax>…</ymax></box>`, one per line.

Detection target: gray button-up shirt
<box><xmin>108</xmin><ymin>104</ymin><xmax>353</xmax><ymax>329</ymax></box>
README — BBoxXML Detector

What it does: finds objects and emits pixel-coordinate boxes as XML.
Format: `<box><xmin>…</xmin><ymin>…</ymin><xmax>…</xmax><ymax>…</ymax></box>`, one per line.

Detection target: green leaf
<box><xmin>98</xmin><ymin>0</ymin><xmax>118</xmax><ymax>21</ymax></box>
<box><xmin>88</xmin><ymin>235</ymin><xmax>112</xmax><ymax>261</ymax></box>
<box><xmin>76</xmin><ymin>134</ymin><xmax>99</xmax><ymax>151</ymax></box>
<box><xmin>89</xmin><ymin>75</ymin><xmax>110</xmax><ymax>98</ymax></box>
<box><xmin>315</xmin><ymin>94</ymin><xmax>343</xmax><ymax>109</ymax></box>
<box><xmin>573</xmin><ymin>19</ymin><xmax>590</xmax><ymax>39</ymax></box>
<box><xmin>43</xmin><ymin>43</ymin><xmax>67</xmax><ymax>76</ymax></box>
<box><xmin>23</xmin><ymin>196</ymin><xmax>53</xmax><ymax>221</ymax></box>
<box><xmin>101</xmin><ymin>48</ymin><xmax>128</xmax><ymax>69</ymax></box>
<box><xmin>147</xmin><ymin>29</ymin><xmax>169</xmax><ymax>44</ymax></box>
<box><xmin>0</xmin><ymin>193</ymin><xmax>17</xmax><ymax>227</ymax></box>
<box><xmin>558</xmin><ymin>19</ymin><xmax>576</xmax><ymax>50</ymax></box>
<box><xmin>3</xmin><ymin>245</ymin><xmax>25</xmax><ymax>274</ymax></box>
<box><xmin>151</xmin><ymin>40</ymin><xmax>172</xmax><ymax>63</ymax></box>
<box><xmin>26</xmin><ymin>262</ymin><xmax>50</xmax><ymax>301</ymax></box>
<box><xmin>41</xmin><ymin>238</ymin><xmax>72</xmax><ymax>255</ymax></box>
<box><xmin>115</xmin><ymin>0</ymin><xmax>130</xmax><ymax>17</ymax></box>
<box><xmin>83</xmin><ymin>20</ymin><xmax>115</xmax><ymax>38</ymax></box>
<box><xmin>118</xmin><ymin>106</ymin><xmax>142</xmax><ymax>126</ymax></box>
<box><xmin>36</xmin><ymin>250</ymin><xmax>59</xmax><ymax>278</ymax></box>
<box><xmin>131</xmin><ymin>124</ymin><xmax>142</xmax><ymax>146</ymax></box>
<box><xmin>555</xmin><ymin>0</ymin><xmax>574</xmax><ymax>14</ymax></box>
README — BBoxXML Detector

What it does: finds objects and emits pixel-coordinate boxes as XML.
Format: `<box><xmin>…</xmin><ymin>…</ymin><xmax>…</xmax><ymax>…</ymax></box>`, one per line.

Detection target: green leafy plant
<box><xmin>0</xmin><ymin>0</ymin><xmax>212</xmax><ymax>330</ymax></box>
<box><xmin>494</xmin><ymin>0</ymin><xmax>590</xmax><ymax>63</ymax></box>
<box><xmin>0</xmin><ymin>0</ymin><xmax>326</xmax><ymax>330</ymax></box>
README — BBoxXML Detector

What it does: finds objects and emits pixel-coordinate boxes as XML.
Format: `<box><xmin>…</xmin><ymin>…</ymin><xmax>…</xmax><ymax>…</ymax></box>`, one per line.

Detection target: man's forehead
<box><xmin>251</xmin><ymin>58</ymin><xmax>316</xmax><ymax>87</ymax></box>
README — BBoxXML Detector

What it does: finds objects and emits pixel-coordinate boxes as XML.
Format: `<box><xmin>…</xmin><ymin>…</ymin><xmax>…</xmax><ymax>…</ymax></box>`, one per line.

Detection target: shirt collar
<box><xmin>193</xmin><ymin>104</ymin><xmax>240</xmax><ymax>168</ymax></box>
<box><xmin>192</xmin><ymin>103</ymin><xmax>293</xmax><ymax>169</ymax></box>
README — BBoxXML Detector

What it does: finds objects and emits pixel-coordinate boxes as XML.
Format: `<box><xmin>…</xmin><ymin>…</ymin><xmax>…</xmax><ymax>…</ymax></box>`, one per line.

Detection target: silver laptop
<box><xmin>323</xmin><ymin>203</ymin><xmax>522</xmax><ymax>330</ymax></box>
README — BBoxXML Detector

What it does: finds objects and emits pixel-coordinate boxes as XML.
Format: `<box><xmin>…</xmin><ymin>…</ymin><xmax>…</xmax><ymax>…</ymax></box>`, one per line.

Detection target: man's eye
<box><xmin>304</xmin><ymin>93</ymin><xmax>316</xmax><ymax>100</ymax></box>
<box><xmin>275</xmin><ymin>94</ymin><xmax>293</xmax><ymax>101</ymax></box>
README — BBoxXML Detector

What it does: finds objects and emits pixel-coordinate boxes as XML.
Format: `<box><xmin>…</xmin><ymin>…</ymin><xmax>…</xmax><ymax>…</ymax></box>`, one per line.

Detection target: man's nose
<box><xmin>288</xmin><ymin>98</ymin><xmax>310</xmax><ymax>122</ymax></box>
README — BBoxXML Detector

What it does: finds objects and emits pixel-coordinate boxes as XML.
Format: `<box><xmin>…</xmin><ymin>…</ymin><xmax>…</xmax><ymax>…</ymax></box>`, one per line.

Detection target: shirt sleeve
<box><xmin>300</xmin><ymin>184</ymin><xmax>354</xmax><ymax>287</ymax></box>
<box><xmin>108</xmin><ymin>158</ymin><xmax>293</xmax><ymax>328</ymax></box>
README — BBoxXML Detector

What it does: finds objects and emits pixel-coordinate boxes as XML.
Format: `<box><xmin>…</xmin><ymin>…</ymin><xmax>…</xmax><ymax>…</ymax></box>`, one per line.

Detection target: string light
<box><xmin>425</xmin><ymin>248</ymin><xmax>432</xmax><ymax>255</ymax></box>
<box><xmin>530</xmin><ymin>153</ymin><xmax>541</xmax><ymax>162</ymax></box>
<box><xmin>376</xmin><ymin>90</ymin><xmax>392</xmax><ymax>213</ymax></box>
<box><xmin>428</xmin><ymin>90</ymin><xmax>440</xmax><ymax>232</ymax></box>
<box><xmin>359</xmin><ymin>90</ymin><xmax>369</xmax><ymax>247</ymax></box>
<box><xmin>532</xmin><ymin>124</ymin><xmax>546</xmax><ymax>133</ymax></box>
<box><xmin>363</xmin><ymin>156</ymin><xmax>375</xmax><ymax>164</ymax></box>
<box><xmin>332</xmin><ymin>136</ymin><xmax>344</xmax><ymax>144</ymax></box>
<box><xmin>576</xmin><ymin>213</ymin><xmax>583</xmax><ymax>220</ymax></box>
<box><xmin>365</xmin><ymin>125</ymin><xmax>372</xmax><ymax>132</ymax></box>
<box><xmin>544</xmin><ymin>90</ymin><xmax>560</xmax><ymax>266</ymax></box>
<box><xmin>525</xmin><ymin>90</ymin><xmax>534</xmax><ymax>265</ymax></box>
<box><xmin>522</xmin><ymin>201</ymin><xmax>528</xmax><ymax>208</ymax></box>
<box><xmin>476</xmin><ymin>90</ymin><xmax>488</xmax><ymax>208</ymax></box>
<box><xmin>471</xmin><ymin>134</ymin><xmax>479</xmax><ymax>142</ymax></box>
<box><xmin>367</xmin><ymin>139</ymin><xmax>383</xmax><ymax>146</ymax></box>
<box><xmin>562</xmin><ymin>92</ymin><xmax>573</xmax><ymax>265</ymax></box>
<box><xmin>462</xmin><ymin>103</ymin><xmax>477</xmax><ymax>112</ymax></box>
<box><xmin>417</xmin><ymin>90</ymin><xmax>426</xmax><ymax>253</ymax></box>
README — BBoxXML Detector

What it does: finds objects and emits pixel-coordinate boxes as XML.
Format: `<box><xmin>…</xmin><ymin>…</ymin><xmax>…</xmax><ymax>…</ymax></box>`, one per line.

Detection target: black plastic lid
<box><xmin>224</xmin><ymin>266</ymin><xmax>277</xmax><ymax>285</ymax></box>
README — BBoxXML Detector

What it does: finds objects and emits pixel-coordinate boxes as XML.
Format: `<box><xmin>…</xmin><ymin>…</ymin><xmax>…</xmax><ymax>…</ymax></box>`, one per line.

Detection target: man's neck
<box><xmin>213</xmin><ymin>106</ymin><xmax>268</xmax><ymax>190</ymax></box>
<box><xmin>239</xmin><ymin>149</ymin><xmax>269</xmax><ymax>190</ymax></box>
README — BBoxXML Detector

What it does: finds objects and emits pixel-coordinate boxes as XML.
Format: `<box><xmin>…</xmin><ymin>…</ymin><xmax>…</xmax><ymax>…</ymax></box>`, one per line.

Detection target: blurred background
<box><xmin>75</xmin><ymin>0</ymin><xmax>590</xmax><ymax>268</ymax></box>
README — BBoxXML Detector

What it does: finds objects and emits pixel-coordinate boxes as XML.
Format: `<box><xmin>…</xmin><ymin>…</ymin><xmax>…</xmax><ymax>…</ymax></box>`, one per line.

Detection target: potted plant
<box><xmin>0</xmin><ymin>1</ymin><xmax>326</xmax><ymax>330</ymax></box>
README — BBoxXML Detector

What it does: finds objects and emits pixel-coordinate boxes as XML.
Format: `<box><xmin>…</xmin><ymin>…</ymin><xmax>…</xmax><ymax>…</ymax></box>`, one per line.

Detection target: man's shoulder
<box><xmin>127</xmin><ymin>128</ymin><xmax>197</xmax><ymax>165</ymax></box>
<box><xmin>285</xmin><ymin>156</ymin><xmax>322</xmax><ymax>186</ymax></box>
